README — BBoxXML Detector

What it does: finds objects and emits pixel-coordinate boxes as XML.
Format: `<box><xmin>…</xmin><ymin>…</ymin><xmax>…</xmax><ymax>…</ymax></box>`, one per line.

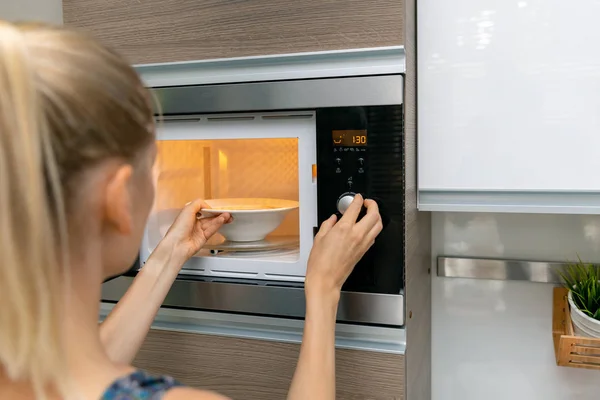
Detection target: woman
<box><xmin>0</xmin><ymin>21</ymin><xmax>383</xmax><ymax>400</ymax></box>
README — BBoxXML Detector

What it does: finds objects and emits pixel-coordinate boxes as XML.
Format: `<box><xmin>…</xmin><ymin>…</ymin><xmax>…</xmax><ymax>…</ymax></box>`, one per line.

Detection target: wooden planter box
<box><xmin>552</xmin><ymin>287</ymin><xmax>600</xmax><ymax>370</ymax></box>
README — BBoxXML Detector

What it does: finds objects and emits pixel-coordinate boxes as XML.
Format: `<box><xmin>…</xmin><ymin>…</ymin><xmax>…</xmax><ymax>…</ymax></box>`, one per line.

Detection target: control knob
<box><xmin>336</xmin><ymin>192</ymin><xmax>356</xmax><ymax>214</ymax></box>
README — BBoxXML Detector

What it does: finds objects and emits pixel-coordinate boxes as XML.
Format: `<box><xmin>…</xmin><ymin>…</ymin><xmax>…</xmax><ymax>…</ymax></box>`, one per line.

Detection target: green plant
<box><xmin>560</xmin><ymin>257</ymin><xmax>600</xmax><ymax>321</ymax></box>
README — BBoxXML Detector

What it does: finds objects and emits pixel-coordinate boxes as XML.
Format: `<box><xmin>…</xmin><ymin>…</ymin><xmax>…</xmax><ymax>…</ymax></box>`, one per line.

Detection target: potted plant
<box><xmin>560</xmin><ymin>258</ymin><xmax>600</xmax><ymax>338</ymax></box>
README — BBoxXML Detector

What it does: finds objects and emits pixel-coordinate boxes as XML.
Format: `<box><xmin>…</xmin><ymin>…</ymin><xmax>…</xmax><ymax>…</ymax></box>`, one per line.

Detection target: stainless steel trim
<box><xmin>437</xmin><ymin>256</ymin><xmax>572</xmax><ymax>284</ymax></box>
<box><xmin>152</xmin><ymin>75</ymin><xmax>404</xmax><ymax>115</ymax></box>
<box><xmin>419</xmin><ymin>190</ymin><xmax>600</xmax><ymax>215</ymax></box>
<box><xmin>102</xmin><ymin>276</ymin><xmax>405</xmax><ymax>326</ymax></box>
<box><xmin>135</xmin><ymin>46</ymin><xmax>405</xmax><ymax>87</ymax></box>
<box><xmin>98</xmin><ymin>303</ymin><xmax>406</xmax><ymax>354</ymax></box>
<box><xmin>261</xmin><ymin>113</ymin><xmax>314</xmax><ymax>120</ymax></box>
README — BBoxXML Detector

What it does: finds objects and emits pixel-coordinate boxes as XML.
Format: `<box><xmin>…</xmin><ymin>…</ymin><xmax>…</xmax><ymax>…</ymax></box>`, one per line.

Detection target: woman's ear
<box><xmin>103</xmin><ymin>164</ymin><xmax>134</xmax><ymax>235</ymax></box>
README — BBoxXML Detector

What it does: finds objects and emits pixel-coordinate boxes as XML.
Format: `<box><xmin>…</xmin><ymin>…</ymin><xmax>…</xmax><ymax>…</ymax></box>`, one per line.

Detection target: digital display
<box><xmin>332</xmin><ymin>130</ymin><xmax>368</xmax><ymax>147</ymax></box>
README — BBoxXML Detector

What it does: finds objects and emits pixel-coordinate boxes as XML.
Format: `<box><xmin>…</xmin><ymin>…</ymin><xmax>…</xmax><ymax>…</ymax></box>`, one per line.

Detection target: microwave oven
<box><xmin>103</xmin><ymin>73</ymin><xmax>406</xmax><ymax>326</ymax></box>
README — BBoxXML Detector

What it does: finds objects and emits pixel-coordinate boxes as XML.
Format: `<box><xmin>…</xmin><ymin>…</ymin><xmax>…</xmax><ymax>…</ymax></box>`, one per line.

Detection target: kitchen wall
<box><xmin>432</xmin><ymin>212</ymin><xmax>600</xmax><ymax>399</ymax></box>
<box><xmin>0</xmin><ymin>0</ymin><xmax>62</xmax><ymax>23</ymax></box>
<box><xmin>420</xmin><ymin>0</ymin><xmax>600</xmax><ymax>397</ymax></box>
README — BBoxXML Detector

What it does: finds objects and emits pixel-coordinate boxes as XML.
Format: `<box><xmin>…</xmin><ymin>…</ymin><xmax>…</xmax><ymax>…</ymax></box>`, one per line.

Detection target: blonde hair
<box><xmin>0</xmin><ymin>21</ymin><xmax>154</xmax><ymax>398</ymax></box>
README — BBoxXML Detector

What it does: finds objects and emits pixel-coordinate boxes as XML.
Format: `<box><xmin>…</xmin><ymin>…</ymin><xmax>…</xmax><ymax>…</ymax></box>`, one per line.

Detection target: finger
<box><xmin>315</xmin><ymin>214</ymin><xmax>337</xmax><ymax>238</ymax></box>
<box><xmin>339</xmin><ymin>193</ymin><xmax>364</xmax><ymax>224</ymax></box>
<box><xmin>180</xmin><ymin>198</ymin><xmax>211</xmax><ymax>220</ymax></box>
<box><xmin>198</xmin><ymin>212</ymin><xmax>231</xmax><ymax>229</ymax></box>
<box><xmin>198</xmin><ymin>210</ymin><xmax>233</xmax><ymax>223</ymax></box>
<box><xmin>168</xmin><ymin>200</ymin><xmax>209</xmax><ymax>232</ymax></box>
<box><xmin>185</xmin><ymin>199</ymin><xmax>212</xmax><ymax>209</ymax></box>
<box><xmin>354</xmin><ymin>223</ymin><xmax>382</xmax><ymax>259</ymax></box>
<box><xmin>364</xmin><ymin>216</ymin><xmax>383</xmax><ymax>244</ymax></box>
<box><xmin>188</xmin><ymin>198</ymin><xmax>211</xmax><ymax>212</ymax></box>
<box><xmin>355</xmin><ymin>199</ymin><xmax>380</xmax><ymax>233</ymax></box>
<box><xmin>198</xmin><ymin>214</ymin><xmax>229</xmax><ymax>239</ymax></box>
<box><xmin>360</xmin><ymin>209</ymin><xmax>383</xmax><ymax>249</ymax></box>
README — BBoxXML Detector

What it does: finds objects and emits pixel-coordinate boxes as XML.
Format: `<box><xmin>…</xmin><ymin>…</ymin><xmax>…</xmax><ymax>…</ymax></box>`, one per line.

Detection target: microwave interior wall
<box><xmin>141</xmin><ymin>113</ymin><xmax>317</xmax><ymax>282</ymax></box>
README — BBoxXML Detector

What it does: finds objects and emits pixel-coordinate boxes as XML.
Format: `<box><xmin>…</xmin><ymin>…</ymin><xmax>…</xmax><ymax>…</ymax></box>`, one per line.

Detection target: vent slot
<box><xmin>262</xmin><ymin>114</ymin><xmax>313</xmax><ymax>120</ymax></box>
<box><xmin>158</xmin><ymin>116</ymin><xmax>202</xmax><ymax>123</ymax></box>
<box><xmin>264</xmin><ymin>273</ymin><xmax>305</xmax><ymax>280</ymax></box>
<box><xmin>210</xmin><ymin>270</ymin><xmax>259</xmax><ymax>278</ymax></box>
<box><xmin>206</xmin><ymin>116</ymin><xmax>256</xmax><ymax>122</ymax></box>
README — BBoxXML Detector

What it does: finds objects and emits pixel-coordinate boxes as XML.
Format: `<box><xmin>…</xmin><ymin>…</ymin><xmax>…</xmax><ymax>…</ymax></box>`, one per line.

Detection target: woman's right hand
<box><xmin>305</xmin><ymin>194</ymin><xmax>383</xmax><ymax>303</ymax></box>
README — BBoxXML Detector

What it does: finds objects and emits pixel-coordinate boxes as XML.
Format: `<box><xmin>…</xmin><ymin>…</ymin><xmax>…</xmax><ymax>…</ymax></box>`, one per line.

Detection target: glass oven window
<box><xmin>148</xmin><ymin>138</ymin><xmax>300</xmax><ymax>261</ymax></box>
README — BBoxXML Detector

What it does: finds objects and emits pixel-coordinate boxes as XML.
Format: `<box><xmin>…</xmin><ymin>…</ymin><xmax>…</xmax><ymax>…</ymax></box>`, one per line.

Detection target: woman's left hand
<box><xmin>101</xmin><ymin>199</ymin><xmax>231</xmax><ymax>365</ymax></box>
<box><xmin>160</xmin><ymin>199</ymin><xmax>232</xmax><ymax>265</ymax></box>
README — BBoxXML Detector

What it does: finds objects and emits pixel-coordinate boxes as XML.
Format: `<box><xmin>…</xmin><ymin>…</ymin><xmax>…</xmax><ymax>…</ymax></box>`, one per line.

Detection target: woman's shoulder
<box><xmin>101</xmin><ymin>370</ymin><xmax>229</xmax><ymax>400</ymax></box>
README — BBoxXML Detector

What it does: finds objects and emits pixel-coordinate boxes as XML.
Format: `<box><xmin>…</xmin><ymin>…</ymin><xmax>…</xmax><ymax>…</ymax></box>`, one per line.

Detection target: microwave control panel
<box><xmin>316</xmin><ymin>105</ymin><xmax>404</xmax><ymax>295</ymax></box>
<box><xmin>316</xmin><ymin>107</ymin><xmax>373</xmax><ymax>218</ymax></box>
<box><xmin>331</xmin><ymin>129</ymin><xmax>368</xmax><ymax>194</ymax></box>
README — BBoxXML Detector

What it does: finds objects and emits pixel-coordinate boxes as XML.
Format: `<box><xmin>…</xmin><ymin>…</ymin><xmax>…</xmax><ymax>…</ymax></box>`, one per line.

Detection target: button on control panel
<box><xmin>337</xmin><ymin>192</ymin><xmax>356</xmax><ymax>214</ymax></box>
<box><xmin>327</xmin><ymin>128</ymin><xmax>369</xmax><ymax>218</ymax></box>
<box><xmin>331</xmin><ymin>146</ymin><xmax>367</xmax><ymax>209</ymax></box>
<box><xmin>332</xmin><ymin>148</ymin><xmax>367</xmax><ymax>176</ymax></box>
<box><xmin>334</xmin><ymin>157</ymin><xmax>343</xmax><ymax>174</ymax></box>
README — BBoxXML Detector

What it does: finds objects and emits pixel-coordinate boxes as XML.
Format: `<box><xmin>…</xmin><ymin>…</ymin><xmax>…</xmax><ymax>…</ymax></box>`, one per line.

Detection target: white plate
<box><xmin>203</xmin><ymin>234</ymin><xmax>299</xmax><ymax>252</ymax></box>
<box><xmin>201</xmin><ymin>198</ymin><xmax>299</xmax><ymax>242</ymax></box>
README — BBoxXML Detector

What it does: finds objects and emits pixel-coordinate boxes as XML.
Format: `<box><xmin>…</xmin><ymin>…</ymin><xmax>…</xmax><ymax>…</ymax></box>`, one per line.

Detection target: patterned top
<box><xmin>101</xmin><ymin>370</ymin><xmax>182</xmax><ymax>400</ymax></box>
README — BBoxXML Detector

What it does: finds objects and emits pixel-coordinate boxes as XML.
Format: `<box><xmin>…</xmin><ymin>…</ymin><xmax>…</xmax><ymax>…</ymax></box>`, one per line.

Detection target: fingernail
<box><xmin>185</xmin><ymin>201</ymin><xmax>192</xmax><ymax>206</ymax></box>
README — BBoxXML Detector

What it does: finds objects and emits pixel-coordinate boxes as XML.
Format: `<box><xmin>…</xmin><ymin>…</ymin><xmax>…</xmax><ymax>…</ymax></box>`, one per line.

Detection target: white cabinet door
<box><xmin>418</xmin><ymin>0</ymin><xmax>600</xmax><ymax>214</ymax></box>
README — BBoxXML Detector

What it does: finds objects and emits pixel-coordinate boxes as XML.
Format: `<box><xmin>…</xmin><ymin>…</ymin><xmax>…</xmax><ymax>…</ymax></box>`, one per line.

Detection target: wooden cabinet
<box><xmin>63</xmin><ymin>0</ymin><xmax>403</xmax><ymax>64</ymax></box>
<box><xmin>134</xmin><ymin>328</ymin><xmax>405</xmax><ymax>400</ymax></box>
